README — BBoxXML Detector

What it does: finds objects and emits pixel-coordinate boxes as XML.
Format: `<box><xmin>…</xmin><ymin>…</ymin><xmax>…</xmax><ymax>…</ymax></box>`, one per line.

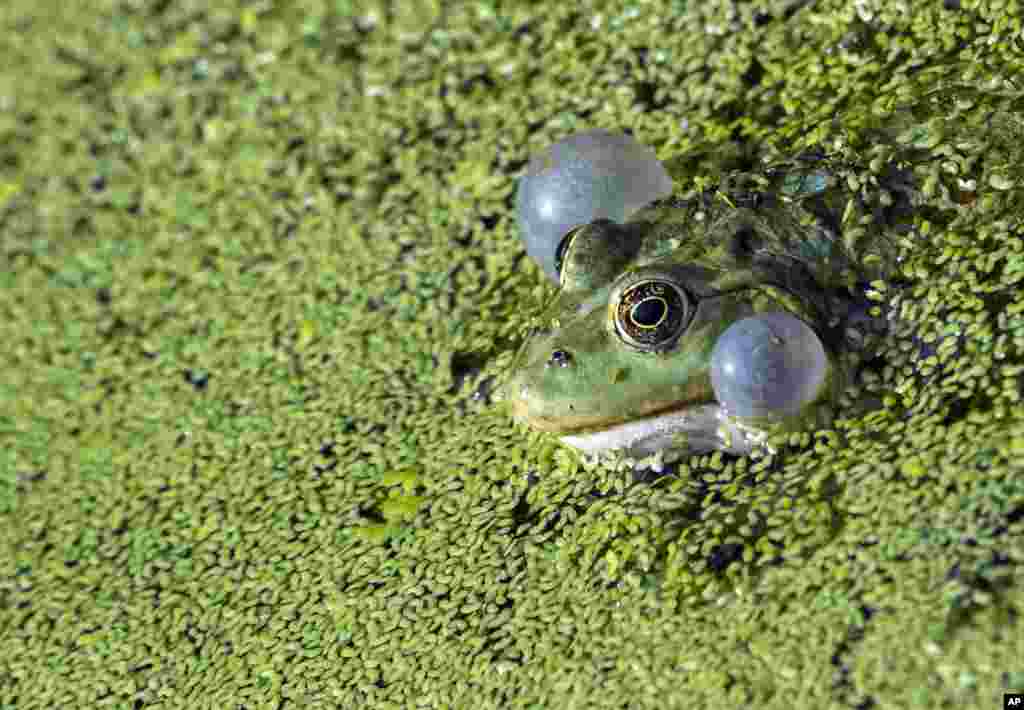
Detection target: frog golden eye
<box><xmin>613</xmin><ymin>279</ymin><xmax>690</xmax><ymax>350</ymax></box>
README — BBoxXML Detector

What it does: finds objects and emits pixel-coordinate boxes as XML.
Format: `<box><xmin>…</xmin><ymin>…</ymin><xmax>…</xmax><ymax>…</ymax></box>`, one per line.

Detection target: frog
<box><xmin>499</xmin><ymin>129</ymin><xmax>920</xmax><ymax>463</ymax></box>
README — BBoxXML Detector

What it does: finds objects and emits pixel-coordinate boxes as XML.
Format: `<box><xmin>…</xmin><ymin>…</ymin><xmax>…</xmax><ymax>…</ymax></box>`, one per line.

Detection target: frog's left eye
<box><xmin>612</xmin><ymin>278</ymin><xmax>691</xmax><ymax>351</ymax></box>
<box><xmin>515</xmin><ymin>130</ymin><xmax>672</xmax><ymax>284</ymax></box>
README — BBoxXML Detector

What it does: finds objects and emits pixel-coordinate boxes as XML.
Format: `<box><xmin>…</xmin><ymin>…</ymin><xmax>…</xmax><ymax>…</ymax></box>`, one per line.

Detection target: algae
<box><xmin>1</xmin><ymin>1</ymin><xmax>1023</xmax><ymax>709</ymax></box>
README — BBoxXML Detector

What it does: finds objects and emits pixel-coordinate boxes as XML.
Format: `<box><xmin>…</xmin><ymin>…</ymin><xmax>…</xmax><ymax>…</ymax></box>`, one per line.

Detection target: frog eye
<box><xmin>545</xmin><ymin>349</ymin><xmax>573</xmax><ymax>368</ymax></box>
<box><xmin>557</xmin><ymin>219</ymin><xmax>640</xmax><ymax>293</ymax></box>
<box><xmin>515</xmin><ymin>130</ymin><xmax>672</xmax><ymax>284</ymax></box>
<box><xmin>612</xmin><ymin>278</ymin><xmax>691</xmax><ymax>350</ymax></box>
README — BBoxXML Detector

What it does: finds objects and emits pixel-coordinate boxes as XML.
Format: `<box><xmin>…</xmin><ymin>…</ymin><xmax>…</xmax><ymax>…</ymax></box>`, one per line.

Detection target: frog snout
<box><xmin>495</xmin><ymin>374</ymin><xmax>530</xmax><ymax>420</ymax></box>
<box><xmin>499</xmin><ymin>373</ymin><xmax>573</xmax><ymax>432</ymax></box>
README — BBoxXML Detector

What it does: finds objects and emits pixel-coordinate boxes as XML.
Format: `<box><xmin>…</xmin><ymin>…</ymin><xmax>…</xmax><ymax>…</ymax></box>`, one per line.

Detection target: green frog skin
<box><xmin>503</xmin><ymin>133</ymin><xmax>913</xmax><ymax>461</ymax></box>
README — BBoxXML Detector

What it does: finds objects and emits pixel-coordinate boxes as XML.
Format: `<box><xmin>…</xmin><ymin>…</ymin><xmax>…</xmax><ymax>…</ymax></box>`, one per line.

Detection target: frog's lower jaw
<box><xmin>559</xmin><ymin>404</ymin><xmax>770</xmax><ymax>459</ymax></box>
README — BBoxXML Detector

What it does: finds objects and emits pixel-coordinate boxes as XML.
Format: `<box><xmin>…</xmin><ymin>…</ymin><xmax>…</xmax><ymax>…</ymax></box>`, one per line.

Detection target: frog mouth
<box><xmin>504</xmin><ymin>378</ymin><xmax>765</xmax><ymax>458</ymax></box>
<box><xmin>558</xmin><ymin>403</ymin><xmax>764</xmax><ymax>458</ymax></box>
<box><xmin>506</xmin><ymin>374</ymin><xmax>718</xmax><ymax>433</ymax></box>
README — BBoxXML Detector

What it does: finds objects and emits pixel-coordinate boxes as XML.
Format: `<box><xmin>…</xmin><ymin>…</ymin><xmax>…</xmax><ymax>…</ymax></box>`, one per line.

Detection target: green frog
<box><xmin>500</xmin><ymin>130</ymin><xmax>918</xmax><ymax>462</ymax></box>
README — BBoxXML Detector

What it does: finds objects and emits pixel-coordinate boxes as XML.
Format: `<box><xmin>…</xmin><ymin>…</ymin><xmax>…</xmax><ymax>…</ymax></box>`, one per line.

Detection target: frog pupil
<box><xmin>631</xmin><ymin>298</ymin><xmax>667</xmax><ymax>328</ymax></box>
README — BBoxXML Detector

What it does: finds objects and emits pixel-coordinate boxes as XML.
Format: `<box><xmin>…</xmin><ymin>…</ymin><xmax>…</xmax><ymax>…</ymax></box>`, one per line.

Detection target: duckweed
<box><xmin>3</xmin><ymin>2</ymin><xmax>1024</xmax><ymax>709</ymax></box>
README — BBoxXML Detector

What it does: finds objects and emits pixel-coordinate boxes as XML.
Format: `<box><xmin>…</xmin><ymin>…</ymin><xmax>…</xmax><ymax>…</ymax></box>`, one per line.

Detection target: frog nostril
<box><xmin>547</xmin><ymin>349</ymin><xmax>573</xmax><ymax>368</ymax></box>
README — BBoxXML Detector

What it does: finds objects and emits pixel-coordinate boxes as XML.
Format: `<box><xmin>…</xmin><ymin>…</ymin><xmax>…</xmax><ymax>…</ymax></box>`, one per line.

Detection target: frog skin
<box><xmin>502</xmin><ymin>151</ymin><xmax>913</xmax><ymax>461</ymax></box>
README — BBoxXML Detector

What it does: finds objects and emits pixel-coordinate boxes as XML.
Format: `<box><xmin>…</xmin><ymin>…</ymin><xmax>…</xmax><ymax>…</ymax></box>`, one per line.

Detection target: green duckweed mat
<box><xmin>2</xmin><ymin>1</ymin><xmax>1024</xmax><ymax>708</ymax></box>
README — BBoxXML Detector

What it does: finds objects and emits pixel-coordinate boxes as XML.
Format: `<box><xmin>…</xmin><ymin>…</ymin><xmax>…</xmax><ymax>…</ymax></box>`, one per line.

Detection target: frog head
<box><xmin>497</xmin><ymin>126</ymin><xmax>906</xmax><ymax>460</ymax></box>
<box><xmin>501</xmin><ymin>215</ymin><xmax>843</xmax><ymax>459</ymax></box>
